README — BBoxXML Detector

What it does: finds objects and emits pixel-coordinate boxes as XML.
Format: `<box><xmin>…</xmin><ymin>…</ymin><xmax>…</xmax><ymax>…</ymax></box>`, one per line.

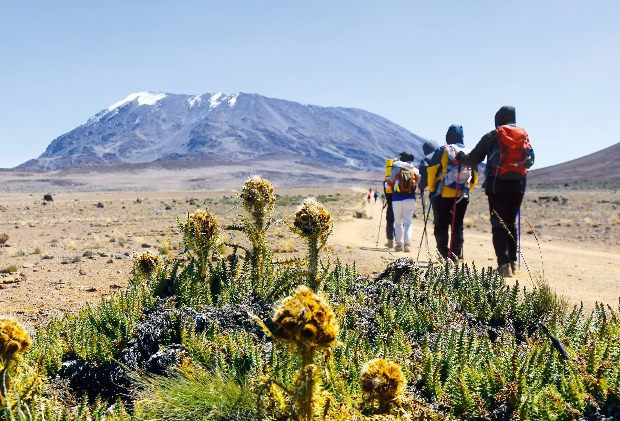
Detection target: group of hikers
<box><xmin>382</xmin><ymin>105</ymin><xmax>534</xmax><ymax>277</ymax></box>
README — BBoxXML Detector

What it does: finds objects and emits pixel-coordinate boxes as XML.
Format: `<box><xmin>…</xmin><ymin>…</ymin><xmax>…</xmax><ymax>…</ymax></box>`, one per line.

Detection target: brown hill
<box><xmin>528</xmin><ymin>142</ymin><xmax>620</xmax><ymax>184</ymax></box>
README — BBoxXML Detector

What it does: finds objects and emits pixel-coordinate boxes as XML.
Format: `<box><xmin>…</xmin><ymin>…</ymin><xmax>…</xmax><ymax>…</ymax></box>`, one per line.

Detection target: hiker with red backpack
<box><xmin>427</xmin><ymin>125</ymin><xmax>478</xmax><ymax>261</ymax></box>
<box><xmin>385</xmin><ymin>152</ymin><xmax>420</xmax><ymax>252</ymax></box>
<box><xmin>457</xmin><ymin>106</ymin><xmax>534</xmax><ymax>277</ymax></box>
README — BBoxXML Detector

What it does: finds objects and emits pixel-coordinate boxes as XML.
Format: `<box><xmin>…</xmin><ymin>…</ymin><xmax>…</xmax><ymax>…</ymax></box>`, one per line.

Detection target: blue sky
<box><xmin>0</xmin><ymin>1</ymin><xmax>618</xmax><ymax>169</ymax></box>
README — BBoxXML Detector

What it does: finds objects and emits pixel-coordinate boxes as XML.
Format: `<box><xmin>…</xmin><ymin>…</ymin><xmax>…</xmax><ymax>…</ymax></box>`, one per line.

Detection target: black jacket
<box><xmin>464</xmin><ymin>107</ymin><xmax>530</xmax><ymax>195</ymax></box>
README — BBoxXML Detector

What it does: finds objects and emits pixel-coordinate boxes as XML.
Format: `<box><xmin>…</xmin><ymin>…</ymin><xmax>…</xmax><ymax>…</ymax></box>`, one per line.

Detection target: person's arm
<box><xmin>469</xmin><ymin>169</ymin><xmax>479</xmax><ymax>190</ymax></box>
<box><xmin>460</xmin><ymin>131</ymin><xmax>495</xmax><ymax>167</ymax></box>
<box><xmin>425</xmin><ymin>149</ymin><xmax>444</xmax><ymax>193</ymax></box>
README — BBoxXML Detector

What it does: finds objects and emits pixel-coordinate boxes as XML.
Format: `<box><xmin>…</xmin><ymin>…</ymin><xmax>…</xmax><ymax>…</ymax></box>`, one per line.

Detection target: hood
<box><xmin>495</xmin><ymin>106</ymin><xmax>516</xmax><ymax>126</ymax></box>
<box><xmin>422</xmin><ymin>139</ymin><xmax>439</xmax><ymax>156</ymax></box>
<box><xmin>446</xmin><ymin>124</ymin><xmax>464</xmax><ymax>145</ymax></box>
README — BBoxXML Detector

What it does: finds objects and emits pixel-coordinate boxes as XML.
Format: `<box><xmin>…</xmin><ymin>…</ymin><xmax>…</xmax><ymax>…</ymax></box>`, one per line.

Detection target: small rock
<box><xmin>79</xmin><ymin>268</ymin><xmax>87</xmax><ymax>275</ymax></box>
<box><xmin>41</xmin><ymin>254</ymin><xmax>54</xmax><ymax>260</ymax></box>
<box><xmin>107</xmin><ymin>259</ymin><xmax>113</xmax><ymax>264</ymax></box>
<box><xmin>22</xmin><ymin>263</ymin><xmax>34</xmax><ymax>268</ymax></box>
<box><xmin>97</xmin><ymin>202</ymin><xmax>104</xmax><ymax>208</ymax></box>
<box><xmin>141</xmin><ymin>243</ymin><xmax>151</xmax><ymax>248</ymax></box>
<box><xmin>43</xmin><ymin>193</ymin><xmax>54</xmax><ymax>202</ymax></box>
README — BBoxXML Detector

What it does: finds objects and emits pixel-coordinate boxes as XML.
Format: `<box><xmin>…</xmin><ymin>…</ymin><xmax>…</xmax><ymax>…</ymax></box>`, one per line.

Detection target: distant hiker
<box><xmin>457</xmin><ymin>106</ymin><xmax>534</xmax><ymax>276</ymax></box>
<box><xmin>380</xmin><ymin>192</ymin><xmax>386</xmax><ymax>205</ymax></box>
<box><xmin>373</xmin><ymin>189</ymin><xmax>379</xmax><ymax>203</ymax></box>
<box><xmin>385</xmin><ymin>152</ymin><xmax>420</xmax><ymax>252</ymax></box>
<box><xmin>427</xmin><ymin>125</ymin><xmax>478</xmax><ymax>261</ymax></box>
<box><xmin>367</xmin><ymin>193</ymin><xmax>371</xmax><ymax>204</ymax></box>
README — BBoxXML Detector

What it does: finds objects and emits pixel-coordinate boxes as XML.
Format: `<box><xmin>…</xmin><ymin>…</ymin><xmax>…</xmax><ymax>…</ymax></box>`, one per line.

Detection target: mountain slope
<box><xmin>19</xmin><ymin>92</ymin><xmax>426</xmax><ymax>171</ymax></box>
<box><xmin>528</xmin><ymin>142</ymin><xmax>620</xmax><ymax>184</ymax></box>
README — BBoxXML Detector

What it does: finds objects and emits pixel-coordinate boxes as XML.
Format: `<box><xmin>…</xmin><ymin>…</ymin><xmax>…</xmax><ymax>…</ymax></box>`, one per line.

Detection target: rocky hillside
<box><xmin>19</xmin><ymin>92</ymin><xmax>426</xmax><ymax>171</ymax></box>
<box><xmin>529</xmin><ymin>142</ymin><xmax>620</xmax><ymax>184</ymax></box>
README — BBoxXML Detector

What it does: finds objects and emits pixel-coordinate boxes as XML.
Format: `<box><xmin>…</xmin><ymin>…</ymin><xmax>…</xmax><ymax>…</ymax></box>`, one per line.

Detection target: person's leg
<box><xmin>386</xmin><ymin>194</ymin><xmax>394</xmax><ymax>244</ymax></box>
<box><xmin>450</xmin><ymin>198</ymin><xmax>469</xmax><ymax>260</ymax></box>
<box><xmin>502</xmin><ymin>193</ymin><xmax>524</xmax><ymax>263</ymax></box>
<box><xmin>392</xmin><ymin>200</ymin><xmax>405</xmax><ymax>249</ymax></box>
<box><xmin>488</xmin><ymin>193</ymin><xmax>511</xmax><ymax>266</ymax></box>
<box><xmin>402</xmin><ymin>198</ymin><xmax>416</xmax><ymax>250</ymax></box>
<box><xmin>433</xmin><ymin>197</ymin><xmax>451</xmax><ymax>259</ymax></box>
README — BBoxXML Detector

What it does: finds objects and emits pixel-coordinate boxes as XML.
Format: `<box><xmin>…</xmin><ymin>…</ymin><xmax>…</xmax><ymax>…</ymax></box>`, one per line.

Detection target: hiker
<box><xmin>383</xmin><ymin>157</ymin><xmax>396</xmax><ymax>248</ymax></box>
<box><xmin>385</xmin><ymin>152</ymin><xmax>420</xmax><ymax>252</ymax></box>
<box><xmin>374</xmin><ymin>188</ymin><xmax>379</xmax><ymax>203</ymax></box>
<box><xmin>427</xmin><ymin>125</ymin><xmax>478</xmax><ymax>261</ymax></box>
<box><xmin>367</xmin><ymin>192</ymin><xmax>371</xmax><ymax>204</ymax></box>
<box><xmin>418</xmin><ymin>140</ymin><xmax>440</xmax><ymax>197</ymax></box>
<box><xmin>457</xmin><ymin>106</ymin><xmax>534</xmax><ymax>276</ymax></box>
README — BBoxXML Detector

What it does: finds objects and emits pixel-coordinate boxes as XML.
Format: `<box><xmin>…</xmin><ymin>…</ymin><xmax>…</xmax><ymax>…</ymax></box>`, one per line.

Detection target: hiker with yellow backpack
<box><xmin>456</xmin><ymin>106</ymin><xmax>534</xmax><ymax>277</ymax></box>
<box><xmin>385</xmin><ymin>152</ymin><xmax>420</xmax><ymax>252</ymax></box>
<box><xmin>427</xmin><ymin>125</ymin><xmax>478</xmax><ymax>261</ymax></box>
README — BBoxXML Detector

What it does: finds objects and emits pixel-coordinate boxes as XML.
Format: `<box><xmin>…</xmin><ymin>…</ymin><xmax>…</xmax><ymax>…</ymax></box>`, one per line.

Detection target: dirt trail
<box><xmin>330</xmin><ymin>190</ymin><xmax>620</xmax><ymax>310</ymax></box>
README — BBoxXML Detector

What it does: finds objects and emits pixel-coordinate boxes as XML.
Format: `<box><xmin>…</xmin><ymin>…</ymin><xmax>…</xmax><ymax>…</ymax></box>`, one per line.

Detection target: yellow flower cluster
<box><xmin>360</xmin><ymin>358</ymin><xmax>406</xmax><ymax>410</ymax></box>
<box><xmin>292</xmin><ymin>197</ymin><xmax>333</xmax><ymax>242</ymax></box>
<box><xmin>273</xmin><ymin>285</ymin><xmax>339</xmax><ymax>349</ymax></box>
<box><xmin>0</xmin><ymin>318</ymin><xmax>32</xmax><ymax>364</ymax></box>
<box><xmin>134</xmin><ymin>252</ymin><xmax>162</xmax><ymax>277</ymax></box>
<box><xmin>182</xmin><ymin>209</ymin><xmax>220</xmax><ymax>255</ymax></box>
<box><xmin>240</xmin><ymin>175</ymin><xmax>276</xmax><ymax>218</ymax></box>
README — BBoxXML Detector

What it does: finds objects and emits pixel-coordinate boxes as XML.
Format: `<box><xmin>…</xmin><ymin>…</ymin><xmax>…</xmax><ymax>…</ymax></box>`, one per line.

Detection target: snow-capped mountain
<box><xmin>19</xmin><ymin>92</ymin><xmax>426</xmax><ymax>170</ymax></box>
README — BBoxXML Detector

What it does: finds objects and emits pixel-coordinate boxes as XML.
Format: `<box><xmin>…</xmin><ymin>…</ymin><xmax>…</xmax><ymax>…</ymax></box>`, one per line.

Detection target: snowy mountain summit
<box><xmin>19</xmin><ymin>92</ymin><xmax>426</xmax><ymax>171</ymax></box>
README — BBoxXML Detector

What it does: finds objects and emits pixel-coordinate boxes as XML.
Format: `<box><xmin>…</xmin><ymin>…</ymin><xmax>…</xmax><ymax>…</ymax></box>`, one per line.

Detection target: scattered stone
<box><xmin>110</xmin><ymin>284</ymin><xmax>122</xmax><ymax>290</ymax></box>
<box><xmin>107</xmin><ymin>259</ymin><xmax>114</xmax><ymax>264</ymax></box>
<box><xmin>82</xmin><ymin>251</ymin><xmax>94</xmax><ymax>258</ymax></box>
<box><xmin>98</xmin><ymin>252</ymin><xmax>109</xmax><ymax>257</ymax></box>
<box><xmin>79</xmin><ymin>268</ymin><xmax>87</xmax><ymax>275</ymax></box>
<box><xmin>43</xmin><ymin>193</ymin><xmax>54</xmax><ymax>202</ymax></box>
<box><xmin>41</xmin><ymin>254</ymin><xmax>54</xmax><ymax>260</ymax></box>
<box><xmin>97</xmin><ymin>202</ymin><xmax>104</xmax><ymax>208</ymax></box>
<box><xmin>22</xmin><ymin>262</ymin><xmax>34</xmax><ymax>268</ymax></box>
<box><xmin>141</xmin><ymin>243</ymin><xmax>151</xmax><ymax>248</ymax></box>
<box><xmin>135</xmin><ymin>198</ymin><xmax>142</xmax><ymax>203</ymax></box>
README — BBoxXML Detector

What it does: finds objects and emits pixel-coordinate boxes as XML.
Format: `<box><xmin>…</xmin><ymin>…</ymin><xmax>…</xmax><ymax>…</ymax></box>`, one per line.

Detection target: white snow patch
<box><xmin>227</xmin><ymin>93</ymin><xmax>239</xmax><ymax>107</ymax></box>
<box><xmin>107</xmin><ymin>92</ymin><xmax>167</xmax><ymax>111</ymax></box>
<box><xmin>188</xmin><ymin>94</ymin><xmax>203</xmax><ymax>108</ymax></box>
<box><xmin>209</xmin><ymin>92</ymin><xmax>224</xmax><ymax>108</ymax></box>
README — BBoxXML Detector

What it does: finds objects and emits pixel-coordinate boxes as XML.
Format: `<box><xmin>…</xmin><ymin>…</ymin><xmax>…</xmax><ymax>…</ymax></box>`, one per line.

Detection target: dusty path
<box><xmin>330</xmin><ymin>190</ymin><xmax>620</xmax><ymax>310</ymax></box>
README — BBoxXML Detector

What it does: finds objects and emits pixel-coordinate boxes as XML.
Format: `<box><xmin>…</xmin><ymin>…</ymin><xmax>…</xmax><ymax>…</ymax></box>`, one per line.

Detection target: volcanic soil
<box><xmin>0</xmin><ymin>186</ymin><xmax>618</xmax><ymax>330</ymax></box>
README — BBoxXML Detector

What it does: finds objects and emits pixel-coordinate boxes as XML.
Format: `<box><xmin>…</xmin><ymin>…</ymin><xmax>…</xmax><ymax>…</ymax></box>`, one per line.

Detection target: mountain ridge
<box><xmin>528</xmin><ymin>141</ymin><xmax>620</xmax><ymax>184</ymax></box>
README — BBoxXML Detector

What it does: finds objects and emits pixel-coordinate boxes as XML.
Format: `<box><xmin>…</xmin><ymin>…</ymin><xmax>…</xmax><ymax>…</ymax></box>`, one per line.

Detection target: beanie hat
<box><xmin>399</xmin><ymin>152</ymin><xmax>414</xmax><ymax>163</ymax></box>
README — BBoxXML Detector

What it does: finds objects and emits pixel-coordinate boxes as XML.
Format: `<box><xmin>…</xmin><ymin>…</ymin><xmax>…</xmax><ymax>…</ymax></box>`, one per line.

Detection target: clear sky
<box><xmin>0</xmin><ymin>1</ymin><xmax>618</xmax><ymax>169</ymax></box>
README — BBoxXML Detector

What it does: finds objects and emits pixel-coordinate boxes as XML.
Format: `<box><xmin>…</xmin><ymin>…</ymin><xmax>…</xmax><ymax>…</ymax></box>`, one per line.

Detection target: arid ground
<box><xmin>1</xmin><ymin>185</ymin><xmax>619</xmax><ymax>329</ymax></box>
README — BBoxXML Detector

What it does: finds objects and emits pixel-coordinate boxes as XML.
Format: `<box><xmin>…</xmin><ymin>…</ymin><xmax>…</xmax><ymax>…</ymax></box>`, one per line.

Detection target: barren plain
<box><xmin>0</xmin><ymin>182</ymin><xmax>619</xmax><ymax>330</ymax></box>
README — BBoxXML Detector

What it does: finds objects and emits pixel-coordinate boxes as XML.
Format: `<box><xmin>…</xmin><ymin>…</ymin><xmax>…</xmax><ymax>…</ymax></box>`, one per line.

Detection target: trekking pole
<box><xmin>416</xmin><ymin>194</ymin><xmax>432</xmax><ymax>261</ymax></box>
<box><xmin>375</xmin><ymin>202</ymin><xmax>385</xmax><ymax>247</ymax></box>
<box><xmin>518</xmin><ymin>209</ymin><xmax>521</xmax><ymax>269</ymax></box>
<box><xmin>447</xmin><ymin>164</ymin><xmax>462</xmax><ymax>260</ymax></box>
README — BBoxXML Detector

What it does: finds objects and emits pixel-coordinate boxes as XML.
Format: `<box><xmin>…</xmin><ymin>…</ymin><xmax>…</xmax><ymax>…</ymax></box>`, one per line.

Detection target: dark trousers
<box><xmin>385</xmin><ymin>193</ymin><xmax>394</xmax><ymax>240</ymax></box>
<box><xmin>487</xmin><ymin>191</ymin><xmax>524</xmax><ymax>265</ymax></box>
<box><xmin>433</xmin><ymin>196</ymin><xmax>469</xmax><ymax>259</ymax></box>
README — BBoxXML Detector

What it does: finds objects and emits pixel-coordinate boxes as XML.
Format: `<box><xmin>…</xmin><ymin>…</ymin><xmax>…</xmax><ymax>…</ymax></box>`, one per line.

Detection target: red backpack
<box><xmin>488</xmin><ymin>125</ymin><xmax>534</xmax><ymax>180</ymax></box>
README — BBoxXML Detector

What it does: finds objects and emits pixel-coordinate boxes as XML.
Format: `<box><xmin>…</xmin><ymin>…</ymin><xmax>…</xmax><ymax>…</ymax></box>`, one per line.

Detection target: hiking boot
<box><xmin>385</xmin><ymin>239</ymin><xmax>394</xmax><ymax>249</ymax></box>
<box><xmin>497</xmin><ymin>263</ymin><xmax>513</xmax><ymax>278</ymax></box>
<box><xmin>403</xmin><ymin>245</ymin><xmax>411</xmax><ymax>252</ymax></box>
<box><xmin>510</xmin><ymin>261</ymin><xmax>519</xmax><ymax>276</ymax></box>
<box><xmin>394</xmin><ymin>244</ymin><xmax>403</xmax><ymax>252</ymax></box>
